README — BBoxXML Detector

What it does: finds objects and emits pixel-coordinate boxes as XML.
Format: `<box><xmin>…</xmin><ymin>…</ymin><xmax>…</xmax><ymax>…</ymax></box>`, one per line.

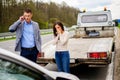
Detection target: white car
<box><xmin>0</xmin><ymin>48</ymin><xmax>80</xmax><ymax>80</ymax></box>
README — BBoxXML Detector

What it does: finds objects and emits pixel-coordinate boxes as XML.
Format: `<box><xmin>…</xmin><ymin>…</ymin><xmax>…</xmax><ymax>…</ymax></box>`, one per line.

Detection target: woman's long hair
<box><xmin>53</xmin><ymin>22</ymin><xmax>64</xmax><ymax>37</ymax></box>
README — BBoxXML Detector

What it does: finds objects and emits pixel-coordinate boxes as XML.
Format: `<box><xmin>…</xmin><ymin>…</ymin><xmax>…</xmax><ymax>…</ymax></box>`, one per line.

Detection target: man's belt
<box><xmin>21</xmin><ymin>46</ymin><xmax>36</xmax><ymax>51</ymax></box>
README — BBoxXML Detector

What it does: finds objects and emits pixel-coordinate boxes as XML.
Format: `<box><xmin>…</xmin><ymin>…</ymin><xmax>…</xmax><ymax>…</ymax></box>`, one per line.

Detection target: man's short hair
<box><xmin>24</xmin><ymin>8</ymin><xmax>32</xmax><ymax>13</ymax></box>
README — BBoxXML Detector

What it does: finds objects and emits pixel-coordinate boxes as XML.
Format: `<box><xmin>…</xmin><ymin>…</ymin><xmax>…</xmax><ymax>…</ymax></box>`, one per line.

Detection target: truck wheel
<box><xmin>112</xmin><ymin>42</ymin><xmax>115</xmax><ymax>52</ymax></box>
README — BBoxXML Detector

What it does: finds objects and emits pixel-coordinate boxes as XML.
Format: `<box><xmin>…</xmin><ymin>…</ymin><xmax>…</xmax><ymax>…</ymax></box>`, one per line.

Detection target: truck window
<box><xmin>81</xmin><ymin>14</ymin><xmax>108</xmax><ymax>23</ymax></box>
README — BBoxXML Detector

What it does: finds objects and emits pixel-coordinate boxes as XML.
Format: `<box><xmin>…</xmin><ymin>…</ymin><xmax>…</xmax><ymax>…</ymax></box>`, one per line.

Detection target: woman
<box><xmin>53</xmin><ymin>22</ymin><xmax>70</xmax><ymax>73</ymax></box>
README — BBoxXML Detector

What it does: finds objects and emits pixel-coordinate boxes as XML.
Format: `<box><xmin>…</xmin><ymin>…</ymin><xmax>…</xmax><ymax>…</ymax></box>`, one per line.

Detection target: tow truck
<box><xmin>37</xmin><ymin>8</ymin><xmax>115</xmax><ymax>67</ymax></box>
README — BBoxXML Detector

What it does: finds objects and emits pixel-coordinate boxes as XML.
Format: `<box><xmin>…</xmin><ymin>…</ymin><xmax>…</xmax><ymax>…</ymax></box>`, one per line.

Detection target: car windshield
<box><xmin>0</xmin><ymin>59</ymin><xmax>46</xmax><ymax>80</ymax></box>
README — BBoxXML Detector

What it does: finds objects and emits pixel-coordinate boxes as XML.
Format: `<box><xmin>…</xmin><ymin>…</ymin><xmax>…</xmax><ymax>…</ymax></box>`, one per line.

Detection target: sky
<box><xmin>41</xmin><ymin>0</ymin><xmax>120</xmax><ymax>20</ymax></box>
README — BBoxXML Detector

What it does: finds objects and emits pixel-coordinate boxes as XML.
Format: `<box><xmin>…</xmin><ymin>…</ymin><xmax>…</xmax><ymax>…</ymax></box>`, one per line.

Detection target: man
<box><xmin>9</xmin><ymin>8</ymin><xmax>41</xmax><ymax>62</ymax></box>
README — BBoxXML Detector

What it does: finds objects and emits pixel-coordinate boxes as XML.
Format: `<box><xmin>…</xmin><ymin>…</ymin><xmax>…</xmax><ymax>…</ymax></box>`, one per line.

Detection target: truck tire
<box><xmin>112</xmin><ymin>42</ymin><xmax>115</xmax><ymax>52</ymax></box>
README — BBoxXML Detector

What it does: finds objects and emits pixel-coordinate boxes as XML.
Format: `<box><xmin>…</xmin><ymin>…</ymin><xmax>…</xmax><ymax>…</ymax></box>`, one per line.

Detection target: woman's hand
<box><xmin>56</xmin><ymin>30</ymin><xmax>61</xmax><ymax>34</ymax></box>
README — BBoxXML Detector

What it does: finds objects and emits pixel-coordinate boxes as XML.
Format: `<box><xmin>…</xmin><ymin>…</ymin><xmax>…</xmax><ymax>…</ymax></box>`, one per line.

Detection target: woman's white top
<box><xmin>53</xmin><ymin>31</ymin><xmax>69</xmax><ymax>51</ymax></box>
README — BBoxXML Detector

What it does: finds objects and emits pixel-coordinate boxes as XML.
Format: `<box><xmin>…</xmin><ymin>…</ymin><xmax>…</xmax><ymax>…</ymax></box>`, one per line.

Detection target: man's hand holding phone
<box><xmin>19</xmin><ymin>16</ymin><xmax>25</xmax><ymax>22</ymax></box>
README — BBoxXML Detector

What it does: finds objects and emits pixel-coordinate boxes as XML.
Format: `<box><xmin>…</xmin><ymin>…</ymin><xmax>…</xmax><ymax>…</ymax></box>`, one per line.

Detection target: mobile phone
<box><xmin>21</xmin><ymin>16</ymin><xmax>25</xmax><ymax>20</ymax></box>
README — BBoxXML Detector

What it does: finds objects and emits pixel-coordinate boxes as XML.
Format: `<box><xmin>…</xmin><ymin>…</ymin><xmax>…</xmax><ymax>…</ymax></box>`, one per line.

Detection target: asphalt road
<box><xmin>0</xmin><ymin>34</ymin><xmax>53</xmax><ymax>53</ymax></box>
<box><xmin>0</xmin><ymin>32</ymin><xmax>114</xmax><ymax>80</ymax></box>
<box><xmin>45</xmin><ymin>53</ymin><xmax>114</xmax><ymax>80</ymax></box>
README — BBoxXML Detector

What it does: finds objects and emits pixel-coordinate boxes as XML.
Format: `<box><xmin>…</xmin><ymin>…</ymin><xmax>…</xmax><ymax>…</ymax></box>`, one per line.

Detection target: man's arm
<box><xmin>38</xmin><ymin>29</ymin><xmax>42</xmax><ymax>52</ymax></box>
<box><xmin>9</xmin><ymin>16</ymin><xmax>24</xmax><ymax>32</ymax></box>
<box><xmin>9</xmin><ymin>20</ymin><xmax>21</xmax><ymax>32</ymax></box>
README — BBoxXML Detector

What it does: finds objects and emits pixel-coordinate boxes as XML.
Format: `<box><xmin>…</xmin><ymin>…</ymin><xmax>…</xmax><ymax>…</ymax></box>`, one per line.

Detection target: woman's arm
<box><xmin>60</xmin><ymin>32</ymin><xmax>69</xmax><ymax>45</ymax></box>
<box><xmin>52</xmin><ymin>34</ymin><xmax>60</xmax><ymax>45</ymax></box>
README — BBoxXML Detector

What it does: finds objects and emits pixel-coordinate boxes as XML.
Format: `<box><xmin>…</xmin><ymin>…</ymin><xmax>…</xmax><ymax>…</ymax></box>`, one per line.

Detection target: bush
<box><xmin>38</xmin><ymin>21</ymin><xmax>48</xmax><ymax>29</ymax></box>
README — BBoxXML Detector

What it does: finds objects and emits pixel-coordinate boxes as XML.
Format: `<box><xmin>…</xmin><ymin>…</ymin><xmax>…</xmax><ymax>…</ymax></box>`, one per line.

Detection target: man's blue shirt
<box><xmin>21</xmin><ymin>21</ymin><xmax>35</xmax><ymax>48</ymax></box>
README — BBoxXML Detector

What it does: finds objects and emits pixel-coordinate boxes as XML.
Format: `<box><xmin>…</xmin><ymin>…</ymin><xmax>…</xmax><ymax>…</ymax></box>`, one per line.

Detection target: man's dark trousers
<box><xmin>21</xmin><ymin>47</ymin><xmax>38</xmax><ymax>62</ymax></box>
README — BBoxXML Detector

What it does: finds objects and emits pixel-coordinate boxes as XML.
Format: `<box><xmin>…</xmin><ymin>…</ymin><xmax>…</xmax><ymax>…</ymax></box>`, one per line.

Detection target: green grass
<box><xmin>41</xmin><ymin>32</ymin><xmax>53</xmax><ymax>35</ymax></box>
<box><xmin>0</xmin><ymin>37</ymin><xmax>16</xmax><ymax>42</ymax></box>
<box><xmin>117</xmin><ymin>23</ymin><xmax>120</xmax><ymax>28</ymax></box>
<box><xmin>118</xmin><ymin>23</ymin><xmax>120</xmax><ymax>27</ymax></box>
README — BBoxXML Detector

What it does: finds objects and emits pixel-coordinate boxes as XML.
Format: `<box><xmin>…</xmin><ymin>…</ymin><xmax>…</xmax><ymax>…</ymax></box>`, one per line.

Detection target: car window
<box><xmin>0</xmin><ymin>58</ymin><xmax>46</xmax><ymax>80</ymax></box>
<box><xmin>81</xmin><ymin>14</ymin><xmax>108</xmax><ymax>23</ymax></box>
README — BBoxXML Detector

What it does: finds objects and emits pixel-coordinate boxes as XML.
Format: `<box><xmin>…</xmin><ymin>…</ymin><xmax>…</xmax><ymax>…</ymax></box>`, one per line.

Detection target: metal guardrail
<box><xmin>0</xmin><ymin>32</ymin><xmax>16</xmax><ymax>39</ymax></box>
<box><xmin>40</xmin><ymin>29</ymin><xmax>53</xmax><ymax>34</ymax></box>
<box><xmin>0</xmin><ymin>29</ymin><xmax>53</xmax><ymax>39</ymax></box>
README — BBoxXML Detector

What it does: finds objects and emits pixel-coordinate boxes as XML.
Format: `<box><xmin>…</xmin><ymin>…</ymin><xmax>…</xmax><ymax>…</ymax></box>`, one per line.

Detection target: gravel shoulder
<box><xmin>114</xmin><ymin>28</ymin><xmax>120</xmax><ymax>80</ymax></box>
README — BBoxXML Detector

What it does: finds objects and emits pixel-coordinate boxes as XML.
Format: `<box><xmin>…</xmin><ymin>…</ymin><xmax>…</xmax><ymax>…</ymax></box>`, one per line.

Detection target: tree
<box><xmin>0</xmin><ymin>0</ymin><xmax>2</xmax><ymax>24</ymax></box>
<box><xmin>0</xmin><ymin>0</ymin><xmax>80</xmax><ymax>32</ymax></box>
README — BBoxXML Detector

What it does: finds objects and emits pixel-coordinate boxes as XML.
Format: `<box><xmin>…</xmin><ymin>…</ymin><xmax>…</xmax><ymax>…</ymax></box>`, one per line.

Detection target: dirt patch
<box><xmin>114</xmin><ymin>28</ymin><xmax>120</xmax><ymax>80</ymax></box>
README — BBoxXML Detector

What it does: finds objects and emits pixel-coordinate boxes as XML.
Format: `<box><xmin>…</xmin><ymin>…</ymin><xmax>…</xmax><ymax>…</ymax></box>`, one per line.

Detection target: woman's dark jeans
<box><xmin>55</xmin><ymin>51</ymin><xmax>70</xmax><ymax>73</ymax></box>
